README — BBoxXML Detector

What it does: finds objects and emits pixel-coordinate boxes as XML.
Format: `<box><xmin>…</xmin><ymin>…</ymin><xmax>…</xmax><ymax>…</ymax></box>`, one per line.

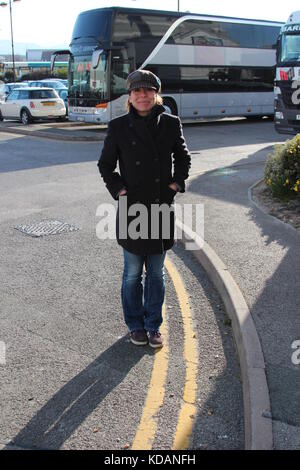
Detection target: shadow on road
<box><xmin>4</xmin><ymin>336</ymin><xmax>152</xmax><ymax>450</ymax></box>
<box><xmin>187</xmin><ymin>145</ymin><xmax>300</xmax><ymax>441</ymax></box>
<box><xmin>182</xmin><ymin>119</ymin><xmax>287</xmax><ymax>152</ymax></box>
<box><xmin>0</xmin><ymin>135</ymin><xmax>99</xmax><ymax>174</ymax></box>
<box><xmin>0</xmin><ymin>120</ymin><xmax>286</xmax><ymax>174</ymax></box>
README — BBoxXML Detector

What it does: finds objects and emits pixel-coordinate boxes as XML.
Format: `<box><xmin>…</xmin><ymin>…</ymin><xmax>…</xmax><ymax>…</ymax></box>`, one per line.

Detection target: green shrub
<box><xmin>54</xmin><ymin>68</ymin><xmax>68</xmax><ymax>79</ymax></box>
<box><xmin>264</xmin><ymin>134</ymin><xmax>300</xmax><ymax>199</ymax></box>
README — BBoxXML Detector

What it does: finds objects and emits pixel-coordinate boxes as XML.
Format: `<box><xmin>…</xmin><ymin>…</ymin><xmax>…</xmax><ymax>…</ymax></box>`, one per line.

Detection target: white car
<box><xmin>0</xmin><ymin>82</ymin><xmax>28</xmax><ymax>100</ymax></box>
<box><xmin>0</xmin><ymin>87</ymin><xmax>66</xmax><ymax>124</ymax></box>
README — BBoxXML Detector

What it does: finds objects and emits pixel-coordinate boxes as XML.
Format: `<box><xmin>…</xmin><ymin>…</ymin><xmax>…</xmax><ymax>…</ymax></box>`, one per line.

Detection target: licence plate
<box><xmin>42</xmin><ymin>102</ymin><xmax>55</xmax><ymax>106</ymax></box>
<box><xmin>73</xmin><ymin>107</ymin><xmax>89</xmax><ymax>114</ymax></box>
<box><xmin>296</xmin><ymin>115</ymin><xmax>300</xmax><ymax>120</ymax></box>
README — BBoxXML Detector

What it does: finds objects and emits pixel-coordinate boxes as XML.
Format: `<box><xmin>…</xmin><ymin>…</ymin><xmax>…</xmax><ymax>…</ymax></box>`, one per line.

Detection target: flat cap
<box><xmin>126</xmin><ymin>70</ymin><xmax>161</xmax><ymax>93</ymax></box>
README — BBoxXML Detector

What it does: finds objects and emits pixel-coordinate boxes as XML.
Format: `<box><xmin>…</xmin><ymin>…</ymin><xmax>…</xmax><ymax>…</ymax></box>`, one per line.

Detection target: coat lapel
<box><xmin>154</xmin><ymin>112</ymin><xmax>167</xmax><ymax>144</ymax></box>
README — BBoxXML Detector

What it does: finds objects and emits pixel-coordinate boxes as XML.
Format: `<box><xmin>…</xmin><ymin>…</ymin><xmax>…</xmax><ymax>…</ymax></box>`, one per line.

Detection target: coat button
<box><xmin>132</xmin><ymin>141</ymin><xmax>136</xmax><ymax>146</ymax></box>
<box><xmin>155</xmin><ymin>178</ymin><xmax>160</xmax><ymax>183</ymax></box>
<box><xmin>155</xmin><ymin>198</ymin><xmax>159</xmax><ymax>203</ymax></box>
<box><xmin>154</xmin><ymin>158</ymin><xmax>159</xmax><ymax>162</ymax></box>
<box><xmin>136</xmin><ymin>161</ymin><xmax>140</xmax><ymax>165</ymax></box>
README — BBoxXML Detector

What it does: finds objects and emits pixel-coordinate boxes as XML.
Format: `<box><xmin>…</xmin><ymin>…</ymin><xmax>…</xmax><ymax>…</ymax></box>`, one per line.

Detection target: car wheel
<box><xmin>20</xmin><ymin>109</ymin><xmax>31</xmax><ymax>125</ymax></box>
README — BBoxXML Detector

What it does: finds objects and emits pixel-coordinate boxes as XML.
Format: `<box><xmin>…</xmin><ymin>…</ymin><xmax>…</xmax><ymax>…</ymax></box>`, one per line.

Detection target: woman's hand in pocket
<box><xmin>118</xmin><ymin>188</ymin><xmax>128</xmax><ymax>197</ymax></box>
<box><xmin>168</xmin><ymin>183</ymin><xmax>179</xmax><ymax>193</ymax></box>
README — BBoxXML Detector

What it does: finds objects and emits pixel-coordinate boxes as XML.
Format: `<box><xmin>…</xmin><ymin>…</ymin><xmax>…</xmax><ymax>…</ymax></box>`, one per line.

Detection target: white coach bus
<box><xmin>51</xmin><ymin>7</ymin><xmax>283</xmax><ymax>123</ymax></box>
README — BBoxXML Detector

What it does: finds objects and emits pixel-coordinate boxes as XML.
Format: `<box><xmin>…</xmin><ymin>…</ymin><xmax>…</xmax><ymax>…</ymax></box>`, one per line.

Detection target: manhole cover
<box><xmin>15</xmin><ymin>219</ymin><xmax>80</xmax><ymax>237</ymax></box>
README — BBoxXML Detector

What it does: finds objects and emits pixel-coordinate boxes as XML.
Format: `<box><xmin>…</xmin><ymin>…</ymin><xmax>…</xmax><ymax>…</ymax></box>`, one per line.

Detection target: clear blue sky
<box><xmin>0</xmin><ymin>0</ymin><xmax>299</xmax><ymax>48</ymax></box>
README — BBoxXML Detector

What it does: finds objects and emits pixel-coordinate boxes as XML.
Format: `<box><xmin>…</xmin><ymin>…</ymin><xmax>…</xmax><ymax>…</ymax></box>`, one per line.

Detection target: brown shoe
<box><xmin>130</xmin><ymin>329</ymin><xmax>148</xmax><ymax>346</ymax></box>
<box><xmin>148</xmin><ymin>331</ymin><xmax>163</xmax><ymax>349</ymax></box>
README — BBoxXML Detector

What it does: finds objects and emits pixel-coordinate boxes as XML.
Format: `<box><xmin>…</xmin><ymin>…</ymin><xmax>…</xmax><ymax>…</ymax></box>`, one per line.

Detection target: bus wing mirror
<box><xmin>51</xmin><ymin>50</ymin><xmax>71</xmax><ymax>73</ymax></box>
<box><xmin>92</xmin><ymin>49</ymin><xmax>103</xmax><ymax>69</ymax></box>
<box><xmin>50</xmin><ymin>55</ymin><xmax>56</xmax><ymax>74</ymax></box>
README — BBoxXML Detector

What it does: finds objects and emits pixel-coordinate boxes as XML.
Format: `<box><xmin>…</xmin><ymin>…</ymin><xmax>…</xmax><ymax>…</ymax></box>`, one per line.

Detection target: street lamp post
<box><xmin>8</xmin><ymin>0</ymin><xmax>16</xmax><ymax>82</ymax></box>
<box><xmin>0</xmin><ymin>0</ymin><xmax>21</xmax><ymax>82</ymax></box>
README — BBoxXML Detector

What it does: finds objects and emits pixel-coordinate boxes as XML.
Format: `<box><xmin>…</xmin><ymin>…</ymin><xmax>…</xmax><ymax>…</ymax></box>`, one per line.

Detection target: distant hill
<box><xmin>0</xmin><ymin>40</ymin><xmax>68</xmax><ymax>56</ymax></box>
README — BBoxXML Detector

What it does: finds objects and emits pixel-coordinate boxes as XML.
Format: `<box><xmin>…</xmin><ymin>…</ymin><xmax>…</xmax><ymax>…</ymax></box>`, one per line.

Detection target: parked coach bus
<box><xmin>51</xmin><ymin>7</ymin><xmax>283</xmax><ymax>124</ymax></box>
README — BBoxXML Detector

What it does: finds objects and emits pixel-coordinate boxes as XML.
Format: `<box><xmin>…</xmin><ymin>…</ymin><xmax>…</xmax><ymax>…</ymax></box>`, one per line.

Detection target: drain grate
<box><xmin>15</xmin><ymin>219</ymin><xmax>80</xmax><ymax>237</ymax></box>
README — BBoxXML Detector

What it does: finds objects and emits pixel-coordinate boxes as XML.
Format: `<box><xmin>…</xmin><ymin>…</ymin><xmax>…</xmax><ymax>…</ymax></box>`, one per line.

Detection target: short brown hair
<box><xmin>126</xmin><ymin>93</ymin><xmax>163</xmax><ymax>111</ymax></box>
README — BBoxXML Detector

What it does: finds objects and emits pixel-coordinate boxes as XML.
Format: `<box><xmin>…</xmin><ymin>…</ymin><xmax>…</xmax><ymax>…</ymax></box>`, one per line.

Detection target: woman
<box><xmin>97</xmin><ymin>70</ymin><xmax>191</xmax><ymax>348</ymax></box>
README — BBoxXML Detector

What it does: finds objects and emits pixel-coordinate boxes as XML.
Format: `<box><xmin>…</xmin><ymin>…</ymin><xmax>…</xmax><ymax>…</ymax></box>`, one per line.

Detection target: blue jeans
<box><xmin>121</xmin><ymin>249</ymin><xmax>167</xmax><ymax>333</ymax></box>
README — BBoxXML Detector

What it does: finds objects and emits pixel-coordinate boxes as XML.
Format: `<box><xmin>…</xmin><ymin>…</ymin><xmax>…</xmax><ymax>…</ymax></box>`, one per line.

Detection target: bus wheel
<box><xmin>163</xmin><ymin>98</ymin><xmax>178</xmax><ymax>116</ymax></box>
<box><xmin>0</xmin><ymin>110</ymin><xmax>3</xmax><ymax>121</ymax></box>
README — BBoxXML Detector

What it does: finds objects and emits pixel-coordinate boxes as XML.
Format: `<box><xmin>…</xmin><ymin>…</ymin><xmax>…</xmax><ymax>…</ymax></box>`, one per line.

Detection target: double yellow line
<box><xmin>131</xmin><ymin>256</ymin><xmax>199</xmax><ymax>450</ymax></box>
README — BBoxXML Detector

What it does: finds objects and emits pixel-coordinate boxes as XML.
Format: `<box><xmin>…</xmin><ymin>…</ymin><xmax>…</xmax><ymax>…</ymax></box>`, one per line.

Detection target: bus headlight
<box><xmin>275</xmin><ymin>111</ymin><xmax>284</xmax><ymax>120</ymax></box>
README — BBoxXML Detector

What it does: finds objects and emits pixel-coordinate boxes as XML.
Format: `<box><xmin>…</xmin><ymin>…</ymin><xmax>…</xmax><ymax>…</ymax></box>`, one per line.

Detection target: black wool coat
<box><xmin>97</xmin><ymin>105</ymin><xmax>191</xmax><ymax>255</ymax></box>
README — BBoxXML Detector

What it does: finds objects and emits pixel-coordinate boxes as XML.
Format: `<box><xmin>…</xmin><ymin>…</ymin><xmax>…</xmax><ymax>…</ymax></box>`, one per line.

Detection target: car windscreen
<box><xmin>30</xmin><ymin>90</ymin><xmax>57</xmax><ymax>99</ymax></box>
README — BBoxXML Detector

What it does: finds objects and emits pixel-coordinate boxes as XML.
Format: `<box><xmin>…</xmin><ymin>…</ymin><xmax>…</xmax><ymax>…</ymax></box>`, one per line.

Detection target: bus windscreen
<box><xmin>71</xmin><ymin>10</ymin><xmax>112</xmax><ymax>43</ymax></box>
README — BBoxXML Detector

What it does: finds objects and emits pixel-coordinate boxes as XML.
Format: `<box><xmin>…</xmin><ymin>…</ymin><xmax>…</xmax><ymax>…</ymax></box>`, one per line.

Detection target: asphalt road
<box><xmin>0</xmin><ymin>118</ymin><xmax>287</xmax><ymax>450</ymax></box>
